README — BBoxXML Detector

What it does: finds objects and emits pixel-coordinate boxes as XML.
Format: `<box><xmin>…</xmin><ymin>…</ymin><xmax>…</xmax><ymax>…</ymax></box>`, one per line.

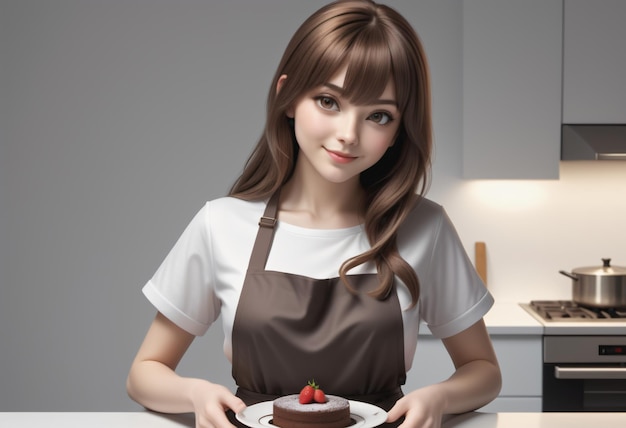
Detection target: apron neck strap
<box><xmin>248</xmin><ymin>190</ymin><xmax>280</xmax><ymax>272</ymax></box>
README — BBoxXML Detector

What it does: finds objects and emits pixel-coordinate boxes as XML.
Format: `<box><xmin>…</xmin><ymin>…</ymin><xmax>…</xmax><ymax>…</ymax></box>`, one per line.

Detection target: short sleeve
<box><xmin>142</xmin><ymin>203</ymin><xmax>220</xmax><ymax>336</ymax></box>
<box><xmin>419</xmin><ymin>209</ymin><xmax>494</xmax><ymax>338</ymax></box>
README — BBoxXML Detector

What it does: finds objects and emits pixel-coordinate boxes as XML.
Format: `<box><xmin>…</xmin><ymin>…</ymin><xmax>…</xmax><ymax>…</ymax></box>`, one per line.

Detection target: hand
<box><xmin>190</xmin><ymin>380</ymin><xmax>246</xmax><ymax>428</ymax></box>
<box><xmin>386</xmin><ymin>385</ymin><xmax>446</xmax><ymax>428</ymax></box>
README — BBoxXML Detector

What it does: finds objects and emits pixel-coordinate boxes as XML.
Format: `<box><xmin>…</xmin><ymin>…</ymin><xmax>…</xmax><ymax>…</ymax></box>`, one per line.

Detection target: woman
<box><xmin>126</xmin><ymin>1</ymin><xmax>502</xmax><ymax>427</ymax></box>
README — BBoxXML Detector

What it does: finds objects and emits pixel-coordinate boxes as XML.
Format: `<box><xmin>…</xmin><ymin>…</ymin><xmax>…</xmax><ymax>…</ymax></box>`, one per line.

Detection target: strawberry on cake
<box><xmin>272</xmin><ymin>381</ymin><xmax>351</xmax><ymax>428</ymax></box>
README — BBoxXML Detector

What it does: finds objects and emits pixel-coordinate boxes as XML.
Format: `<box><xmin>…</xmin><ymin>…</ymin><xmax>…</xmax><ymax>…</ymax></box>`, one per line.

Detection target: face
<box><xmin>286</xmin><ymin>67</ymin><xmax>401</xmax><ymax>187</ymax></box>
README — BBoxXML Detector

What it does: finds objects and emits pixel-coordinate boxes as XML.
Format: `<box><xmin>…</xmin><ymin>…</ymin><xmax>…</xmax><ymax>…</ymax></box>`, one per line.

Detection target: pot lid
<box><xmin>572</xmin><ymin>258</ymin><xmax>626</xmax><ymax>276</ymax></box>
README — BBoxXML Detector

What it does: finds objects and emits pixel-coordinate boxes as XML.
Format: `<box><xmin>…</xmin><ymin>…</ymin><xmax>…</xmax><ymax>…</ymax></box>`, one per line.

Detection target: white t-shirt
<box><xmin>143</xmin><ymin>196</ymin><xmax>493</xmax><ymax>372</ymax></box>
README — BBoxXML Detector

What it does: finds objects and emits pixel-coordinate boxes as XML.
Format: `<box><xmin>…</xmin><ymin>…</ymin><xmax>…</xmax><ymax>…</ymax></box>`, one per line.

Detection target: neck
<box><xmin>278</xmin><ymin>166</ymin><xmax>365</xmax><ymax>229</ymax></box>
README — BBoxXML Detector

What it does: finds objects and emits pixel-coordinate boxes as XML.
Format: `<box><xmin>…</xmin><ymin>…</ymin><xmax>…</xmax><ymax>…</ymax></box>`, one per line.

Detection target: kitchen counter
<box><xmin>0</xmin><ymin>412</ymin><xmax>195</xmax><ymax>427</ymax></box>
<box><xmin>519</xmin><ymin>303</ymin><xmax>626</xmax><ymax>335</ymax></box>
<box><xmin>1</xmin><ymin>411</ymin><xmax>625</xmax><ymax>427</ymax></box>
<box><xmin>482</xmin><ymin>302</ymin><xmax>543</xmax><ymax>334</ymax></box>
<box><xmin>421</xmin><ymin>301</ymin><xmax>626</xmax><ymax>337</ymax></box>
<box><xmin>443</xmin><ymin>412</ymin><xmax>626</xmax><ymax>427</ymax></box>
<box><xmin>420</xmin><ymin>302</ymin><xmax>544</xmax><ymax>336</ymax></box>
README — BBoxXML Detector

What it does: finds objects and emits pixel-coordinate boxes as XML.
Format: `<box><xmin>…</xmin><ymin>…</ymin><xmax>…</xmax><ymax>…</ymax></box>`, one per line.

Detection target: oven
<box><xmin>522</xmin><ymin>300</ymin><xmax>626</xmax><ymax>412</ymax></box>
<box><xmin>543</xmin><ymin>335</ymin><xmax>626</xmax><ymax>411</ymax></box>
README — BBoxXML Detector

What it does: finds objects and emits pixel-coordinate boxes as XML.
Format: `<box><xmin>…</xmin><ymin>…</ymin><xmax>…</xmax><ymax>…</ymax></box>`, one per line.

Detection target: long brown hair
<box><xmin>230</xmin><ymin>0</ymin><xmax>432</xmax><ymax>307</ymax></box>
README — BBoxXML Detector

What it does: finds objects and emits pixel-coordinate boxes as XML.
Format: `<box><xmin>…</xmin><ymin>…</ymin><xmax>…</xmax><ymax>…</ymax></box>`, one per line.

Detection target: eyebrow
<box><xmin>322</xmin><ymin>83</ymin><xmax>398</xmax><ymax>107</ymax></box>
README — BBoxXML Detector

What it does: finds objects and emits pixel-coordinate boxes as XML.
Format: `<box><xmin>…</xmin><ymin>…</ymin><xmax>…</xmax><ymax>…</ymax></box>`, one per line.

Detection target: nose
<box><xmin>336</xmin><ymin>112</ymin><xmax>358</xmax><ymax>145</ymax></box>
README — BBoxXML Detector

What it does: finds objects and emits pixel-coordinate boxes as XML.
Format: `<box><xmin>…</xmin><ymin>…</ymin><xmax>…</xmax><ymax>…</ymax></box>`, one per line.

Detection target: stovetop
<box><xmin>526</xmin><ymin>300</ymin><xmax>626</xmax><ymax>322</ymax></box>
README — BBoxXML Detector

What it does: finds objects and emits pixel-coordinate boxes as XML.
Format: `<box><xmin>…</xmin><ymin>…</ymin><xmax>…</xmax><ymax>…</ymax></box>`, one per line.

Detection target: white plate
<box><xmin>236</xmin><ymin>400</ymin><xmax>387</xmax><ymax>428</ymax></box>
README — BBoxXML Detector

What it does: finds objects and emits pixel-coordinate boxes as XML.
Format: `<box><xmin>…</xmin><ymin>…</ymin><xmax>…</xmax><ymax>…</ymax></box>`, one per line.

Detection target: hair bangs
<box><xmin>341</xmin><ymin>27</ymin><xmax>395</xmax><ymax>106</ymax></box>
<box><xmin>293</xmin><ymin>9</ymin><xmax>396</xmax><ymax>107</ymax></box>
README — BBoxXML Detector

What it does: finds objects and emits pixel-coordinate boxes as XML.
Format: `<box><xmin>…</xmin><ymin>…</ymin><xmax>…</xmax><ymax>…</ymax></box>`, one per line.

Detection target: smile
<box><xmin>325</xmin><ymin>148</ymin><xmax>357</xmax><ymax>164</ymax></box>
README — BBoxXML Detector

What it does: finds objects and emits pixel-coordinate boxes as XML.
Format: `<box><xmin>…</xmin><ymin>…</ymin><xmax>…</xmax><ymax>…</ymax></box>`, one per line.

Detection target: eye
<box><xmin>368</xmin><ymin>111</ymin><xmax>393</xmax><ymax>125</ymax></box>
<box><xmin>315</xmin><ymin>96</ymin><xmax>339</xmax><ymax>111</ymax></box>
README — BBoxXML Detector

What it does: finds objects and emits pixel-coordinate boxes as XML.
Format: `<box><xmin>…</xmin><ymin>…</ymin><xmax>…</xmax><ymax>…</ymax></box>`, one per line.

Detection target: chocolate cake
<box><xmin>272</xmin><ymin>394</ymin><xmax>351</xmax><ymax>428</ymax></box>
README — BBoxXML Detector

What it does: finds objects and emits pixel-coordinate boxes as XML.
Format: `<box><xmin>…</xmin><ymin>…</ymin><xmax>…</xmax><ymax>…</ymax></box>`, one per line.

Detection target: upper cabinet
<box><xmin>462</xmin><ymin>0</ymin><xmax>563</xmax><ymax>179</ymax></box>
<box><xmin>562</xmin><ymin>0</ymin><xmax>626</xmax><ymax>124</ymax></box>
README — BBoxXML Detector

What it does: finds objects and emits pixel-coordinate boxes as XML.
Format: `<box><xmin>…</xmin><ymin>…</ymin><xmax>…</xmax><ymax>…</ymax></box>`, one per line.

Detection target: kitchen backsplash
<box><xmin>428</xmin><ymin>161</ymin><xmax>626</xmax><ymax>303</ymax></box>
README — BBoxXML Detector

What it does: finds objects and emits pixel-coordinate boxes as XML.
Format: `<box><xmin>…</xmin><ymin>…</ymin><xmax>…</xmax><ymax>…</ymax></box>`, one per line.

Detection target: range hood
<box><xmin>561</xmin><ymin>124</ymin><xmax>626</xmax><ymax>160</ymax></box>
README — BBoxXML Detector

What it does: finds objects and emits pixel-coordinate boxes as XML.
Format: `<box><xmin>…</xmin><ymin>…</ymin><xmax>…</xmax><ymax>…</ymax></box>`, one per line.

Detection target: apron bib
<box><xmin>230</xmin><ymin>192</ymin><xmax>406</xmax><ymax>425</ymax></box>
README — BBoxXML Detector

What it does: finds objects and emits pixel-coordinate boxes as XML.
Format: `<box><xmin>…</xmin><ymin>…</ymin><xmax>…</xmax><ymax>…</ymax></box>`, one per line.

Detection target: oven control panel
<box><xmin>600</xmin><ymin>345</ymin><xmax>626</xmax><ymax>356</ymax></box>
<box><xmin>544</xmin><ymin>336</ymin><xmax>626</xmax><ymax>363</ymax></box>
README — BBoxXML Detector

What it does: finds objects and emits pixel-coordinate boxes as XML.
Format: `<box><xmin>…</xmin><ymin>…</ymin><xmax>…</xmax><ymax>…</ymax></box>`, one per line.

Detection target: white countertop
<box><xmin>482</xmin><ymin>302</ymin><xmax>543</xmax><ymax>335</ymax></box>
<box><xmin>420</xmin><ymin>302</ymin><xmax>543</xmax><ymax>336</ymax></box>
<box><xmin>442</xmin><ymin>411</ymin><xmax>626</xmax><ymax>427</ymax></box>
<box><xmin>0</xmin><ymin>413</ymin><xmax>193</xmax><ymax>428</ymax></box>
<box><xmin>1</xmin><ymin>411</ymin><xmax>625</xmax><ymax>427</ymax></box>
<box><xmin>420</xmin><ymin>301</ymin><xmax>626</xmax><ymax>336</ymax></box>
<box><xmin>519</xmin><ymin>303</ymin><xmax>626</xmax><ymax>335</ymax></box>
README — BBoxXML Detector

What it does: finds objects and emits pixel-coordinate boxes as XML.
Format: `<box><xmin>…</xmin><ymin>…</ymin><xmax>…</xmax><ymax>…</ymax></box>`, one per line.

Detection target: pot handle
<box><xmin>559</xmin><ymin>270</ymin><xmax>578</xmax><ymax>281</ymax></box>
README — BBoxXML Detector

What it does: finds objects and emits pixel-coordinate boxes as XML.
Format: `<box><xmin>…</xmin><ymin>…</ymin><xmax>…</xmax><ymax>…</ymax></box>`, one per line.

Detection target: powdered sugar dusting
<box><xmin>274</xmin><ymin>395</ymin><xmax>349</xmax><ymax>412</ymax></box>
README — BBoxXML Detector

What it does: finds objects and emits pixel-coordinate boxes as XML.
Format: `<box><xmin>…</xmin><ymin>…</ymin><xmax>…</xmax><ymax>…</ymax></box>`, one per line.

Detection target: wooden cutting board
<box><xmin>475</xmin><ymin>242</ymin><xmax>487</xmax><ymax>286</ymax></box>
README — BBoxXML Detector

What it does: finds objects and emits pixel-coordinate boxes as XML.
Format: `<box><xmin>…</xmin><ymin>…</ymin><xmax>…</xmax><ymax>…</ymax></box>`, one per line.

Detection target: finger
<box><xmin>396</xmin><ymin>413</ymin><xmax>422</xmax><ymax>428</ymax></box>
<box><xmin>205</xmin><ymin>407</ymin><xmax>237</xmax><ymax>428</ymax></box>
<box><xmin>385</xmin><ymin>399</ymin><xmax>406</xmax><ymax>423</ymax></box>
<box><xmin>223</xmin><ymin>394</ymin><xmax>247</xmax><ymax>414</ymax></box>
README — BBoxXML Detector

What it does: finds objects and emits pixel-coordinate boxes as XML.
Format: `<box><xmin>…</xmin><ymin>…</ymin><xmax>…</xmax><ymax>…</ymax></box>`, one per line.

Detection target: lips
<box><xmin>325</xmin><ymin>148</ymin><xmax>357</xmax><ymax>164</ymax></box>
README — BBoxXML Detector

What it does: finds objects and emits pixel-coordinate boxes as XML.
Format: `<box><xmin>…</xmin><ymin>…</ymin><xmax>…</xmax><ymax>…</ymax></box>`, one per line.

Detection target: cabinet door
<box><xmin>409</xmin><ymin>335</ymin><xmax>542</xmax><ymax>412</ymax></box>
<box><xmin>462</xmin><ymin>0</ymin><xmax>562</xmax><ymax>179</ymax></box>
<box><xmin>563</xmin><ymin>0</ymin><xmax>626</xmax><ymax>123</ymax></box>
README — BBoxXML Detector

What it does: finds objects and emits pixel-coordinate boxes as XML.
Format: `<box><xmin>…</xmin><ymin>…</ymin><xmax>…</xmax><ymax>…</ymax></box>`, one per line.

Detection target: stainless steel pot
<box><xmin>559</xmin><ymin>258</ymin><xmax>626</xmax><ymax>308</ymax></box>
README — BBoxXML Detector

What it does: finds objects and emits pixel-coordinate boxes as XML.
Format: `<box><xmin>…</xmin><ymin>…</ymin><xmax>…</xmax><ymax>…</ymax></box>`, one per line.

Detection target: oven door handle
<box><xmin>555</xmin><ymin>366</ymin><xmax>626</xmax><ymax>379</ymax></box>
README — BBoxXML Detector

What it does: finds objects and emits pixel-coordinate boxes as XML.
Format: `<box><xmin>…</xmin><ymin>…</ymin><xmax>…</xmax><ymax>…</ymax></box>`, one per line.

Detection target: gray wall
<box><xmin>0</xmin><ymin>1</ymin><xmax>462</xmax><ymax>411</ymax></box>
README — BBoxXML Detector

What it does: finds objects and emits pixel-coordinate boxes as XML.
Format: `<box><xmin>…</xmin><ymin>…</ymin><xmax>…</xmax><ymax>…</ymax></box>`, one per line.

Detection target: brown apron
<box><xmin>229</xmin><ymin>192</ymin><xmax>406</xmax><ymax>426</ymax></box>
